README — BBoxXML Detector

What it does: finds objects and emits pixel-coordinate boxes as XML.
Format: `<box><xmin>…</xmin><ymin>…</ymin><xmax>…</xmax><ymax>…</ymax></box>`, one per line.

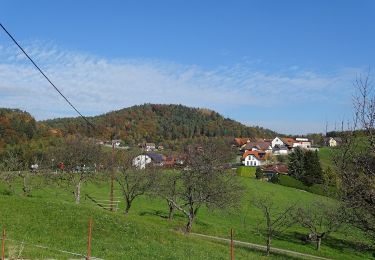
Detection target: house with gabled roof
<box><xmin>234</xmin><ymin>137</ymin><xmax>252</xmax><ymax>147</ymax></box>
<box><xmin>241</xmin><ymin>141</ymin><xmax>272</xmax><ymax>153</ymax></box>
<box><xmin>242</xmin><ymin>150</ymin><xmax>268</xmax><ymax>166</ymax></box>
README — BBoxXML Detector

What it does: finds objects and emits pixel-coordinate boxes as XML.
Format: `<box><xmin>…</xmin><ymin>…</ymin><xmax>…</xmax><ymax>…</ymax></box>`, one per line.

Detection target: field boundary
<box><xmin>191</xmin><ymin>232</ymin><xmax>332</xmax><ymax>260</ymax></box>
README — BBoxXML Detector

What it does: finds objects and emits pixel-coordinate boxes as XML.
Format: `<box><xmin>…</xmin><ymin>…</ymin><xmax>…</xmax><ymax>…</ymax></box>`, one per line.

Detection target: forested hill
<box><xmin>43</xmin><ymin>104</ymin><xmax>277</xmax><ymax>144</ymax></box>
<box><xmin>0</xmin><ymin>108</ymin><xmax>38</xmax><ymax>147</ymax></box>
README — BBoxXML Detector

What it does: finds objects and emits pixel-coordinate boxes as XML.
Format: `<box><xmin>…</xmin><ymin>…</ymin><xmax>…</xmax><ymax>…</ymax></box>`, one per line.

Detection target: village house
<box><xmin>233</xmin><ymin>137</ymin><xmax>252</xmax><ymax>147</ymax></box>
<box><xmin>242</xmin><ymin>150</ymin><xmax>267</xmax><ymax>166</ymax></box>
<box><xmin>271</xmin><ymin>137</ymin><xmax>285</xmax><ymax>148</ymax></box>
<box><xmin>325</xmin><ymin>137</ymin><xmax>342</xmax><ymax>147</ymax></box>
<box><xmin>260</xmin><ymin>163</ymin><xmax>288</xmax><ymax>180</ymax></box>
<box><xmin>272</xmin><ymin>145</ymin><xmax>289</xmax><ymax>155</ymax></box>
<box><xmin>293</xmin><ymin>137</ymin><xmax>311</xmax><ymax>149</ymax></box>
<box><xmin>241</xmin><ymin>141</ymin><xmax>272</xmax><ymax>153</ymax></box>
<box><xmin>132</xmin><ymin>154</ymin><xmax>152</xmax><ymax>169</ymax></box>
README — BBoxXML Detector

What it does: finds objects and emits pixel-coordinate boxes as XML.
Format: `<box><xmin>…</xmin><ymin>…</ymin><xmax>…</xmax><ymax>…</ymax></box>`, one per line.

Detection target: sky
<box><xmin>0</xmin><ymin>0</ymin><xmax>374</xmax><ymax>134</ymax></box>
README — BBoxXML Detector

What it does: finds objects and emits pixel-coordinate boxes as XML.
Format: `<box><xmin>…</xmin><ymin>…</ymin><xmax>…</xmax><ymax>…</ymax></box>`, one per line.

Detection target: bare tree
<box><xmin>114</xmin><ymin>150</ymin><xmax>158</xmax><ymax>215</ymax></box>
<box><xmin>53</xmin><ymin>135</ymin><xmax>102</xmax><ymax>204</ymax></box>
<box><xmin>295</xmin><ymin>201</ymin><xmax>347</xmax><ymax>250</ymax></box>
<box><xmin>164</xmin><ymin>142</ymin><xmax>244</xmax><ymax>232</ymax></box>
<box><xmin>333</xmin><ymin>72</ymin><xmax>375</xmax><ymax>241</ymax></box>
<box><xmin>155</xmin><ymin>170</ymin><xmax>179</xmax><ymax>220</ymax></box>
<box><xmin>0</xmin><ymin>151</ymin><xmax>24</xmax><ymax>194</ymax></box>
<box><xmin>252</xmin><ymin>193</ymin><xmax>295</xmax><ymax>256</ymax></box>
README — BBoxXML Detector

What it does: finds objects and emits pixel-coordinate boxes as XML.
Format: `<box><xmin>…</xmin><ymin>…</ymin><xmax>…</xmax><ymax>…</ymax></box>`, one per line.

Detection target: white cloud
<box><xmin>0</xmin><ymin>42</ymin><xmax>364</xmax><ymax>133</ymax></box>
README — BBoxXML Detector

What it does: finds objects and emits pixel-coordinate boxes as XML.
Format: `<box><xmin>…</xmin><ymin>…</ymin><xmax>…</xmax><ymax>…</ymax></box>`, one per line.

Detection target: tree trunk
<box><xmin>75</xmin><ymin>181</ymin><xmax>81</xmax><ymax>204</ymax></box>
<box><xmin>22</xmin><ymin>174</ymin><xmax>29</xmax><ymax>196</ymax></box>
<box><xmin>124</xmin><ymin>199</ymin><xmax>131</xmax><ymax>215</ymax></box>
<box><xmin>316</xmin><ymin>236</ymin><xmax>322</xmax><ymax>250</ymax></box>
<box><xmin>168</xmin><ymin>201</ymin><xmax>174</xmax><ymax>220</ymax></box>
<box><xmin>266</xmin><ymin>235</ymin><xmax>271</xmax><ymax>256</ymax></box>
<box><xmin>185</xmin><ymin>213</ymin><xmax>194</xmax><ymax>233</ymax></box>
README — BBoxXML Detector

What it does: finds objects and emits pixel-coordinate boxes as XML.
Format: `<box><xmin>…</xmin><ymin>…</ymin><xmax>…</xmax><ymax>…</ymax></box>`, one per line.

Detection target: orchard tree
<box><xmin>253</xmin><ymin>193</ymin><xmax>295</xmax><ymax>256</ymax></box>
<box><xmin>163</xmin><ymin>141</ymin><xmax>244</xmax><ymax>232</ymax></box>
<box><xmin>114</xmin><ymin>150</ymin><xmax>158</xmax><ymax>215</ymax></box>
<box><xmin>295</xmin><ymin>201</ymin><xmax>347</xmax><ymax>250</ymax></box>
<box><xmin>53</xmin><ymin>135</ymin><xmax>102</xmax><ymax>204</ymax></box>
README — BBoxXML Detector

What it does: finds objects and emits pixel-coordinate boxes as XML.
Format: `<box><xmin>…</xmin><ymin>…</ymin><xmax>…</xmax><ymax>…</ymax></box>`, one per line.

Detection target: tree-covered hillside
<box><xmin>43</xmin><ymin>104</ymin><xmax>277</xmax><ymax>144</ymax></box>
<box><xmin>0</xmin><ymin>108</ymin><xmax>38</xmax><ymax>148</ymax></box>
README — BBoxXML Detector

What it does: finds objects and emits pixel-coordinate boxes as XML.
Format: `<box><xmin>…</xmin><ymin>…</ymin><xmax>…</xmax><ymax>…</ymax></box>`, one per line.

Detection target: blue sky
<box><xmin>0</xmin><ymin>0</ymin><xmax>374</xmax><ymax>134</ymax></box>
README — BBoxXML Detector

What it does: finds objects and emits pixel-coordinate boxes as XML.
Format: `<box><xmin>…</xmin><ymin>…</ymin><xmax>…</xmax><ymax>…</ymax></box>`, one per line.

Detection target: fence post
<box><xmin>230</xmin><ymin>228</ymin><xmax>234</xmax><ymax>260</ymax></box>
<box><xmin>87</xmin><ymin>218</ymin><xmax>93</xmax><ymax>260</ymax></box>
<box><xmin>2</xmin><ymin>228</ymin><xmax>5</xmax><ymax>260</ymax></box>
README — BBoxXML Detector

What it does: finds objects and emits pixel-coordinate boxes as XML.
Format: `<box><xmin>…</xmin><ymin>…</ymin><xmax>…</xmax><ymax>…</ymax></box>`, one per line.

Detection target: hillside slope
<box><xmin>0</xmin><ymin>108</ymin><xmax>38</xmax><ymax>148</ymax></box>
<box><xmin>43</xmin><ymin>104</ymin><xmax>277</xmax><ymax>143</ymax></box>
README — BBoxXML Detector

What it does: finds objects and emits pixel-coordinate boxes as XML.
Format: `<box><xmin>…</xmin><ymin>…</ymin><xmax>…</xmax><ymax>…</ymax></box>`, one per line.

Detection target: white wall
<box><xmin>271</xmin><ymin>137</ymin><xmax>284</xmax><ymax>148</ymax></box>
<box><xmin>243</xmin><ymin>155</ymin><xmax>264</xmax><ymax>166</ymax></box>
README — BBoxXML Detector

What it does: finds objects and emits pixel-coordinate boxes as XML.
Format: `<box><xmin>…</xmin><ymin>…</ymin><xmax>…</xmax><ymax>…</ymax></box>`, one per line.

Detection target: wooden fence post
<box><xmin>87</xmin><ymin>218</ymin><xmax>93</xmax><ymax>260</ymax></box>
<box><xmin>2</xmin><ymin>228</ymin><xmax>5</xmax><ymax>260</ymax></box>
<box><xmin>230</xmin><ymin>228</ymin><xmax>234</xmax><ymax>260</ymax></box>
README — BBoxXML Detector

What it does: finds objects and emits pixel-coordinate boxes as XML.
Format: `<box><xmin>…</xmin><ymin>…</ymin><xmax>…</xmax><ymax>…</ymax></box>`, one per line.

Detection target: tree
<box><xmin>255</xmin><ymin>167</ymin><xmax>263</xmax><ymax>179</ymax></box>
<box><xmin>288</xmin><ymin>148</ymin><xmax>323</xmax><ymax>186</ymax></box>
<box><xmin>114</xmin><ymin>150</ymin><xmax>158</xmax><ymax>215</ymax></box>
<box><xmin>333</xmin><ymin>73</ymin><xmax>375</xmax><ymax>241</ymax></box>
<box><xmin>295</xmin><ymin>201</ymin><xmax>347</xmax><ymax>250</ymax></box>
<box><xmin>163</xmin><ymin>142</ymin><xmax>244</xmax><ymax>232</ymax></box>
<box><xmin>288</xmin><ymin>147</ymin><xmax>305</xmax><ymax>180</ymax></box>
<box><xmin>253</xmin><ymin>193</ymin><xmax>295</xmax><ymax>256</ymax></box>
<box><xmin>53</xmin><ymin>135</ymin><xmax>101</xmax><ymax>204</ymax></box>
<box><xmin>0</xmin><ymin>151</ymin><xmax>24</xmax><ymax>194</ymax></box>
<box><xmin>154</xmin><ymin>170</ymin><xmax>180</xmax><ymax>220</ymax></box>
<box><xmin>301</xmin><ymin>150</ymin><xmax>323</xmax><ymax>186</ymax></box>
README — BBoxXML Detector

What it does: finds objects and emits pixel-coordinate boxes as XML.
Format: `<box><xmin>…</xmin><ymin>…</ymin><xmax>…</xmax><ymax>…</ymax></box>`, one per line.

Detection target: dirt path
<box><xmin>191</xmin><ymin>232</ymin><xmax>332</xmax><ymax>260</ymax></box>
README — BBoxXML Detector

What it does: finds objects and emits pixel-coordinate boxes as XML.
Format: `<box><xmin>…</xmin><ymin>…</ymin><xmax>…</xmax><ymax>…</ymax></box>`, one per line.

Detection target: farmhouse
<box><xmin>242</xmin><ymin>150</ymin><xmax>267</xmax><ymax>166</ymax></box>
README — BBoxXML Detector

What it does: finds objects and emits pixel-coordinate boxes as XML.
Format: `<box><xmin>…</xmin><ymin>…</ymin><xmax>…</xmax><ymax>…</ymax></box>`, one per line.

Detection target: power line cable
<box><xmin>0</xmin><ymin>23</ymin><xmax>95</xmax><ymax>129</ymax></box>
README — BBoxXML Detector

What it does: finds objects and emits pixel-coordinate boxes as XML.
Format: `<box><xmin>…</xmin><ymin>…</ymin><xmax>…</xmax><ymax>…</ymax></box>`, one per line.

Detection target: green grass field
<box><xmin>0</xmin><ymin>172</ymin><xmax>373</xmax><ymax>259</ymax></box>
<box><xmin>318</xmin><ymin>147</ymin><xmax>335</xmax><ymax>170</ymax></box>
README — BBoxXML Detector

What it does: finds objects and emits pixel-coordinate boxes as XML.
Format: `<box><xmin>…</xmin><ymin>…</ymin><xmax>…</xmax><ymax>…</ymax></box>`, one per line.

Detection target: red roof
<box><xmin>234</xmin><ymin>138</ymin><xmax>251</xmax><ymax>146</ymax></box>
<box><xmin>261</xmin><ymin>164</ymin><xmax>288</xmax><ymax>174</ymax></box>
<box><xmin>281</xmin><ymin>137</ymin><xmax>296</xmax><ymax>146</ymax></box>
<box><xmin>242</xmin><ymin>150</ymin><xmax>267</xmax><ymax>161</ymax></box>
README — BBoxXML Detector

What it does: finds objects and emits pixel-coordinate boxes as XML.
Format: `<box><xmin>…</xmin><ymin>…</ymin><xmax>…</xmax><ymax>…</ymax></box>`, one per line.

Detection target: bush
<box><xmin>255</xmin><ymin>167</ymin><xmax>263</xmax><ymax>179</ymax></box>
<box><xmin>278</xmin><ymin>175</ymin><xmax>338</xmax><ymax>198</ymax></box>
<box><xmin>269</xmin><ymin>174</ymin><xmax>279</xmax><ymax>183</ymax></box>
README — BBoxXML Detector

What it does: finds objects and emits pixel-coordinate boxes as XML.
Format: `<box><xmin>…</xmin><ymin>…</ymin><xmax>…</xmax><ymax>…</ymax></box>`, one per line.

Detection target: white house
<box><xmin>271</xmin><ymin>137</ymin><xmax>285</xmax><ymax>148</ymax></box>
<box><xmin>132</xmin><ymin>155</ymin><xmax>152</xmax><ymax>169</ymax></box>
<box><xmin>327</xmin><ymin>137</ymin><xmax>342</xmax><ymax>147</ymax></box>
<box><xmin>273</xmin><ymin>145</ymin><xmax>289</xmax><ymax>155</ymax></box>
<box><xmin>293</xmin><ymin>138</ymin><xmax>311</xmax><ymax>149</ymax></box>
<box><xmin>242</xmin><ymin>151</ymin><xmax>267</xmax><ymax>166</ymax></box>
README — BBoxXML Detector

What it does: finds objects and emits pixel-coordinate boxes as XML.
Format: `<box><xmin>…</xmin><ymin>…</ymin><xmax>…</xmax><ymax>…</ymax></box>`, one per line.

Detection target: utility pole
<box><xmin>110</xmin><ymin>142</ymin><xmax>115</xmax><ymax>211</ymax></box>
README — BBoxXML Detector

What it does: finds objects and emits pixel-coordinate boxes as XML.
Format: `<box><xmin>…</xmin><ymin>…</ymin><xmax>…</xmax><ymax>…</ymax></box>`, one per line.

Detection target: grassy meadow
<box><xmin>0</xmin><ymin>167</ymin><xmax>373</xmax><ymax>259</ymax></box>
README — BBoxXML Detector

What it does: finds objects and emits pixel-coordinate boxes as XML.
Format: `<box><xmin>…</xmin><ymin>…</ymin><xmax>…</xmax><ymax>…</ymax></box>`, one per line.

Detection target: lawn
<box><xmin>0</xmin><ymin>173</ymin><xmax>373</xmax><ymax>259</ymax></box>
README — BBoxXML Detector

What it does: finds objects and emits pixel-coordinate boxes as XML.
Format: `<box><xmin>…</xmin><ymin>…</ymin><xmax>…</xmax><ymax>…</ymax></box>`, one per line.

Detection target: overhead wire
<box><xmin>0</xmin><ymin>22</ymin><xmax>95</xmax><ymax>129</ymax></box>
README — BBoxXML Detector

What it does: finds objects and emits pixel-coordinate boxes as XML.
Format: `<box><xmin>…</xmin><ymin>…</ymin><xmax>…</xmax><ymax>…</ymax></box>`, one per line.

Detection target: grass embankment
<box><xmin>0</xmin><ymin>172</ymin><xmax>373</xmax><ymax>259</ymax></box>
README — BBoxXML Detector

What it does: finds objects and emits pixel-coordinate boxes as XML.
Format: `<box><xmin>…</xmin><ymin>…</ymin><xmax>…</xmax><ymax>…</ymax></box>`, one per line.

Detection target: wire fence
<box><xmin>0</xmin><ymin>219</ymin><xmax>104</xmax><ymax>260</ymax></box>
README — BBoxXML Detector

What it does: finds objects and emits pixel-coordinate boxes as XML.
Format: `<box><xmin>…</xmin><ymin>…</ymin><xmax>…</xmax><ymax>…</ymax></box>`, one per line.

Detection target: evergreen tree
<box><xmin>288</xmin><ymin>147</ymin><xmax>305</xmax><ymax>180</ymax></box>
